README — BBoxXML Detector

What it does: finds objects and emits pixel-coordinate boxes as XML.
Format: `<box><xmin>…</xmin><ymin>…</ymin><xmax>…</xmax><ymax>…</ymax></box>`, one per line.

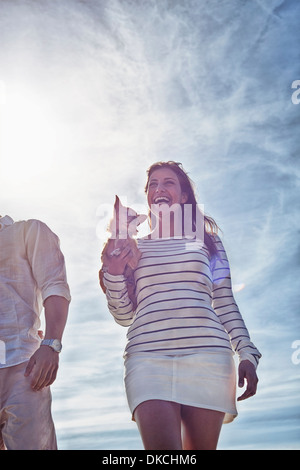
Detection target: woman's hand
<box><xmin>237</xmin><ymin>360</ymin><xmax>259</xmax><ymax>401</ymax></box>
<box><xmin>106</xmin><ymin>240</ymin><xmax>133</xmax><ymax>275</ymax></box>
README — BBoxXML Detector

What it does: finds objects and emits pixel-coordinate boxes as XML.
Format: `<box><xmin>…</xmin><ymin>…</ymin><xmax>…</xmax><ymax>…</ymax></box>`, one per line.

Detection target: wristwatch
<box><xmin>41</xmin><ymin>339</ymin><xmax>62</xmax><ymax>353</ymax></box>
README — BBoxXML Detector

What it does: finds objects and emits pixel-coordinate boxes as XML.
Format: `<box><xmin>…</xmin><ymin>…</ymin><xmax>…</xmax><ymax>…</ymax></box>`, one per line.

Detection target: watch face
<box><xmin>41</xmin><ymin>339</ymin><xmax>62</xmax><ymax>352</ymax></box>
<box><xmin>52</xmin><ymin>339</ymin><xmax>62</xmax><ymax>352</ymax></box>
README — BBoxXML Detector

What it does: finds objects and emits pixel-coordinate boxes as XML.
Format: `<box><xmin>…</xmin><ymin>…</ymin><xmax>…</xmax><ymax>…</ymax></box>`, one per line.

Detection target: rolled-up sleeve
<box><xmin>24</xmin><ymin>220</ymin><xmax>71</xmax><ymax>303</ymax></box>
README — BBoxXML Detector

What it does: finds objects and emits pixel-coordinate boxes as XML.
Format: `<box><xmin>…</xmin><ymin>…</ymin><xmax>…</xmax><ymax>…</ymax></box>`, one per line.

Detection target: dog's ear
<box><xmin>114</xmin><ymin>195</ymin><xmax>120</xmax><ymax>210</ymax></box>
<box><xmin>113</xmin><ymin>195</ymin><xmax>122</xmax><ymax>221</ymax></box>
<box><xmin>114</xmin><ymin>195</ymin><xmax>127</xmax><ymax>215</ymax></box>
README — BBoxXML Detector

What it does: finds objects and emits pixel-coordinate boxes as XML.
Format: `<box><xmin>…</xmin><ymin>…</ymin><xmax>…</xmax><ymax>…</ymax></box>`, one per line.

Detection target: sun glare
<box><xmin>233</xmin><ymin>283</ymin><xmax>246</xmax><ymax>293</ymax></box>
<box><xmin>0</xmin><ymin>85</ymin><xmax>56</xmax><ymax>186</ymax></box>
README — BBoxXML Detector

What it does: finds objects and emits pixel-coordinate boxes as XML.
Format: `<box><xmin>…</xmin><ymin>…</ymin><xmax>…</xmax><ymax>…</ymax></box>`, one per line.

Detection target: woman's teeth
<box><xmin>153</xmin><ymin>196</ymin><xmax>170</xmax><ymax>204</ymax></box>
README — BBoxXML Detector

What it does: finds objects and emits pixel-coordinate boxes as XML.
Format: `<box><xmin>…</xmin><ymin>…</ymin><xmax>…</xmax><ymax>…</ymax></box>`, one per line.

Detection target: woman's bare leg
<box><xmin>181</xmin><ymin>406</ymin><xmax>225</xmax><ymax>450</ymax></box>
<box><xmin>134</xmin><ymin>400</ymin><xmax>182</xmax><ymax>450</ymax></box>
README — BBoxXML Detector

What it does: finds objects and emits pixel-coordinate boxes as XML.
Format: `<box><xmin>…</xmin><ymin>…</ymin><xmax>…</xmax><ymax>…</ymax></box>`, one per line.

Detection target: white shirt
<box><xmin>0</xmin><ymin>215</ymin><xmax>71</xmax><ymax>368</ymax></box>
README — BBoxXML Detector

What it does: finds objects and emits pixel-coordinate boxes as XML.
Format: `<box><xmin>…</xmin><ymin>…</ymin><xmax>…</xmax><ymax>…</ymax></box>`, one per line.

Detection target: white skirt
<box><xmin>124</xmin><ymin>351</ymin><xmax>238</xmax><ymax>424</ymax></box>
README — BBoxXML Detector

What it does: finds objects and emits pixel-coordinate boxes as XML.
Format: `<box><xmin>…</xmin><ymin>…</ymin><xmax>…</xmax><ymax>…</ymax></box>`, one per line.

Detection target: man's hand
<box><xmin>237</xmin><ymin>360</ymin><xmax>259</xmax><ymax>401</ymax></box>
<box><xmin>24</xmin><ymin>346</ymin><xmax>59</xmax><ymax>391</ymax></box>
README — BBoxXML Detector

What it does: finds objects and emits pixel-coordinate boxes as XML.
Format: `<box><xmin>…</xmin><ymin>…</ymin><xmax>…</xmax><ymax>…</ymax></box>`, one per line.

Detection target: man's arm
<box><xmin>24</xmin><ymin>295</ymin><xmax>69</xmax><ymax>391</ymax></box>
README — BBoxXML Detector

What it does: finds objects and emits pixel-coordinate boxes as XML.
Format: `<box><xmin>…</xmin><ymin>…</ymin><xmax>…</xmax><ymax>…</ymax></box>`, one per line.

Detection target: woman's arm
<box><xmin>210</xmin><ymin>235</ymin><xmax>261</xmax><ymax>367</ymax></box>
<box><xmin>210</xmin><ymin>235</ymin><xmax>261</xmax><ymax>400</ymax></box>
<box><xmin>103</xmin><ymin>240</ymin><xmax>135</xmax><ymax>326</ymax></box>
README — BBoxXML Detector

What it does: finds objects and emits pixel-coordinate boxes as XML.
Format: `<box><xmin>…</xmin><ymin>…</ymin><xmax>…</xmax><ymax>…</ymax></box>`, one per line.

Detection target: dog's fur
<box><xmin>99</xmin><ymin>196</ymin><xmax>147</xmax><ymax>310</ymax></box>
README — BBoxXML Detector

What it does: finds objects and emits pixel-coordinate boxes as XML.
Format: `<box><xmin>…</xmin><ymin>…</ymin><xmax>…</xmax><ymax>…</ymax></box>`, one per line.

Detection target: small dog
<box><xmin>99</xmin><ymin>195</ymin><xmax>147</xmax><ymax>310</ymax></box>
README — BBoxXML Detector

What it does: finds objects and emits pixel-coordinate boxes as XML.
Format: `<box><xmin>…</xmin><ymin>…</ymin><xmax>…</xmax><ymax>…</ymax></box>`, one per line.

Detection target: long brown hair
<box><xmin>145</xmin><ymin>161</ymin><xmax>220</xmax><ymax>257</ymax></box>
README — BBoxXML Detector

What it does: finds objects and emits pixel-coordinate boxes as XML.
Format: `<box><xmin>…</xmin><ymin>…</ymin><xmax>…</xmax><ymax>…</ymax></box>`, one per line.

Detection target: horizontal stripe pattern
<box><xmin>103</xmin><ymin>236</ymin><xmax>261</xmax><ymax>367</ymax></box>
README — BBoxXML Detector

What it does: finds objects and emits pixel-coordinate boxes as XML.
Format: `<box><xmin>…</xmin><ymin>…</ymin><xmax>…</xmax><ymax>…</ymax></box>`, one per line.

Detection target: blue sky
<box><xmin>0</xmin><ymin>0</ymin><xmax>299</xmax><ymax>449</ymax></box>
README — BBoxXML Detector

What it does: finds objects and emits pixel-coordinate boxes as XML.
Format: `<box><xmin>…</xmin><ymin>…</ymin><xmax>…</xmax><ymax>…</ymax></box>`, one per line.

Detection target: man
<box><xmin>0</xmin><ymin>214</ymin><xmax>71</xmax><ymax>450</ymax></box>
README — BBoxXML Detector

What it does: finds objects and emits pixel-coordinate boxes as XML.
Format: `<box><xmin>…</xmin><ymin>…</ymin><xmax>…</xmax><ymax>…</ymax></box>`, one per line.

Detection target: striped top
<box><xmin>103</xmin><ymin>235</ymin><xmax>261</xmax><ymax>367</ymax></box>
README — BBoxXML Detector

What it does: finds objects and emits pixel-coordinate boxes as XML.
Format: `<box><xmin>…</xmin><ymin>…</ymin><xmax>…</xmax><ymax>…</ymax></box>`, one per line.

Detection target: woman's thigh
<box><xmin>181</xmin><ymin>405</ymin><xmax>225</xmax><ymax>450</ymax></box>
<box><xmin>134</xmin><ymin>400</ymin><xmax>182</xmax><ymax>450</ymax></box>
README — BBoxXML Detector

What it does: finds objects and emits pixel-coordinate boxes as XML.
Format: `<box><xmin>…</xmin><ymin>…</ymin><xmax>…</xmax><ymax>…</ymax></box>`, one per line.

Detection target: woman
<box><xmin>102</xmin><ymin>161</ymin><xmax>261</xmax><ymax>450</ymax></box>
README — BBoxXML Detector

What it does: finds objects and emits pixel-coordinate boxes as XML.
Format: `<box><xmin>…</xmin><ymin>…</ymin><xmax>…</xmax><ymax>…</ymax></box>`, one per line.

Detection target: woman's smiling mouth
<box><xmin>153</xmin><ymin>196</ymin><xmax>171</xmax><ymax>205</ymax></box>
